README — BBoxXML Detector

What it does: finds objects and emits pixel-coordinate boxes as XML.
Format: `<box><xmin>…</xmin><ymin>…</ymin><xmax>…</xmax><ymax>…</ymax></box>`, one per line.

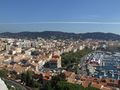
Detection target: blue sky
<box><xmin>0</xmin><ymin>0</ymin><xmax>120</xmax><ymax>34</ymax></box>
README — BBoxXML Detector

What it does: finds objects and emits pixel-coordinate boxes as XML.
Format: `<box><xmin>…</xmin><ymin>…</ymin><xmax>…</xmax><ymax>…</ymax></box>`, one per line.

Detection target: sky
<box><xmin>0</xmin><ymin>0</ymin><xmax>120</xmax><ymax>34</ymax></box>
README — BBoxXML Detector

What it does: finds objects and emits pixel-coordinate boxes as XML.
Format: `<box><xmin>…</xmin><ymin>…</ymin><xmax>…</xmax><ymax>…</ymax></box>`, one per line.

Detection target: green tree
<box><xmin>0</xmin><ymin>69</ymin><xmax>8</xmax><ymax>78</ymax></box>
<box><xmin>21</xmin><ymin>70</ymin><xmax>34</xmax><ymax>87</ymax></box>
<box><xmin>44</xmin><ymin>82</ymin><xmax>54</xmax><ymax>90</ymax></box>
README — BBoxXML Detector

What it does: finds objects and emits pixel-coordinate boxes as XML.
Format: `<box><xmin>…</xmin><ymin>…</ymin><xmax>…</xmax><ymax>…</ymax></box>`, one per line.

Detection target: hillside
<box><xmin>0</xmin><ymin>31</ymin><xmax>120</xmax><ymax>40</ymax></box>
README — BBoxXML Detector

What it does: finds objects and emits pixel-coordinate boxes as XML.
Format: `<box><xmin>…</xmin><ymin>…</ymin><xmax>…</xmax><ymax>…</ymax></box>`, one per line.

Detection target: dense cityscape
<box><xmin>1</xmin><ymin>0</ymin><xmax>120</xmax><ymax>90</ymax></box>
<box><xmin>0</xmin><ymin>36</ymin><xmax>119</xmax><ymax>90</ymax></box>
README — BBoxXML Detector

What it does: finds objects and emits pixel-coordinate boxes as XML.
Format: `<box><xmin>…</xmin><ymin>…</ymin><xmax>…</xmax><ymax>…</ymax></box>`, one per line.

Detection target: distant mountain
<box><xmin>79</xmin><ymin>32</ymin><xmax>120</xmax><ymax>40</ymax></box>
<box><xmin>0</xmin><ymin>31</ymin><xmax>120</xmax><ymax>40</ymax></box>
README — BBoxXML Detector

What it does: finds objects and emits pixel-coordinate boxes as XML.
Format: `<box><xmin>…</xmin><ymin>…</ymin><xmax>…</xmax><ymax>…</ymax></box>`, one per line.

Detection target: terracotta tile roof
<box><xmin>7</xmin><ymin>64</ymin><xmax>13</xmax><ymax>70</ymax></box>
<box><xmin>52</xmin><ymin>55</ymin><xmax>60</xmax><ymax>59</ymax></box>
<box><xmin>43</xmin><ymin>71</ymin><xmax>52</xmax><ymax>81</ymax></box>
<box><xmin>64</xmin><ymin>71</ymin><xmax>74</xmax><ymax>77</ymax></box>
<box><xmin>13</xmin><ymin>64</ymin><xmax>25</xmax><ymax>73</ymax></box>
<box><xmin>91</xmin><ymin>82</ymin><xmax>103</xmax><ymax>89</ymax></box>
<box><xmin>82</xmin><ymin>81</ymin><xmax>91</xmax><ymax>88</ymax></box>
<box><xmin>50</xmin><ymin>58</ymin><xmax>58</xmax><ymax>62</ymax></box>
<box><xmin>101</xmin><ymin>87</ymin><xmax>112</xmax><ymax>90</ymax></box>
<box><xmin>43</xmin><ymin>76</ymin><xmax>50</xmax><ymax>81</ymax></box>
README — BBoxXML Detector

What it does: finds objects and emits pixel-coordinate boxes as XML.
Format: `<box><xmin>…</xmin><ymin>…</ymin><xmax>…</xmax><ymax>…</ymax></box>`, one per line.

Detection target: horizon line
<box><xmin>1</xmin><ymin>21</ymin><xmax>120</xmax><ymax>25</ymax></box>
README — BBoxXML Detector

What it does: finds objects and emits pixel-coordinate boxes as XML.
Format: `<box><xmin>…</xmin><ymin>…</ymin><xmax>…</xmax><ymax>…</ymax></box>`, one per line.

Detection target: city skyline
<box><xmin>0</xmin><ymin>0</ymin><xmax>120</xmax><ymax>34</ymax></box>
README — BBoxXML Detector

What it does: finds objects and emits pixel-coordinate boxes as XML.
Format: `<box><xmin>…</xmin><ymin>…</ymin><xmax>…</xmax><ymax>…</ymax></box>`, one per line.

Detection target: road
<box><xmin>79</xmin><ymin>52</ymin><xmax>93</xmax><ymax>76</ymax></box>
<box><xmin>3</xmin><ymin>78</ymin><xmax>27</xmax><ymax>90</ymax></box>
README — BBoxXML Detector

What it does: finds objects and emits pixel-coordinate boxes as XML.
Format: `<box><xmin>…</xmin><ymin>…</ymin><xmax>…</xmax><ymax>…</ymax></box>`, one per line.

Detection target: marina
<box><xmin>86</xmin><ymin>51</ymin><xmax>120</xmax><ymax>80</ymax></box>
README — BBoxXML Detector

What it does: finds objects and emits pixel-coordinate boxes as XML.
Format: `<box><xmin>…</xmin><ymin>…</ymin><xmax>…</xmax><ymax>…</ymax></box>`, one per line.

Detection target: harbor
<box><xmin>86</xmin><ymin>51</ymin><xmax>120</xmax><ymax>80</ymax></box>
